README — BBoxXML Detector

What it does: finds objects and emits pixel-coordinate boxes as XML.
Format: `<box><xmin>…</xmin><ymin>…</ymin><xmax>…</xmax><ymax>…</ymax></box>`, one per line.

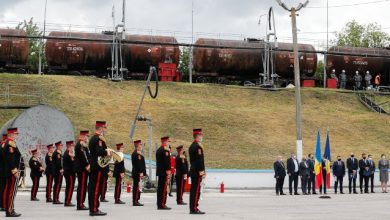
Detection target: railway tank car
<box><xmin>45</xmin><ymin>31</ymin><xmax>112</xmax><ymax>75</ymax></box>
<box><xmin>192</xmin><ymin>38</ymin><xmax>317</xmax><ymax>83</ymax></box>
<box><xmin>327</xmin><ymin>46</ymin><xmax>390</xmax><ymax>85</ymax></box>
<box><xmin>45</xmin><ymin>31</ymin><xmax>180</xmax><ymax>78</ymax></box>
<box><xmin>0</xmin><ymin>28</ymin><xmax>29</xmax><ymax>72</ymax></box>
<box><xmin>124</xmin><ymin>34</ymin><xmax>180</xmax><ymax>77</ymax></box>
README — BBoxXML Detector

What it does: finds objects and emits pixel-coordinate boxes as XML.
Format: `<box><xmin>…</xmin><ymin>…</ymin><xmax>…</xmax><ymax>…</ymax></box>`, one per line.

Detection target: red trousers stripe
<box><xmin>79</xmin><ymin>172</ymin><xmax>87</xmax><ymax>205</ymax></box>
<box><xmin>161</xmin><ymin>177</ymin><xmax>168</xmax><ymax>207</ymax></box>
<box><xmin>7</xmin><ymin>176</ymin><xmax>16</xmax><ymax>213</ymax></box>
<box><xmin>114</xmin><ymin>176</ymin><xmax>122</xmax><ymax>201</ymax></box>
<box><xmin>93</xmin><ymin>171</ymin><xmax>102</xmax><ymax>212</ymax></box>
<box><xmin>194</xmin><ymin>177</ymin><xmax>202</xmax><ymax>211</ymax></box>
<box><xmin>3</xmin><ymin>180</ymin><xmax>8</xmax><ymax>208</ymax></box>
<box><xmin>46</xmin><ymin>175</ymin><xmax>53</xmax><ymax>200</ymax></box>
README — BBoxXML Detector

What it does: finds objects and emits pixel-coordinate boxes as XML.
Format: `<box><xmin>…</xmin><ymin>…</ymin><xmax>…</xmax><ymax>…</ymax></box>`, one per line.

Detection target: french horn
<box><xmin>98</xmin><ymin>149</ymin><xmax>124</xmax><ymax>168</ymax></box>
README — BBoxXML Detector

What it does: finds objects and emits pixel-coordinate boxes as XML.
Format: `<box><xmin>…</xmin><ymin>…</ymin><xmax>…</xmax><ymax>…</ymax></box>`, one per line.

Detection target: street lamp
<box><xmin>275</xmin><ymin>0</ymin><xmax>309</xmax><ymax>162</ymax></box>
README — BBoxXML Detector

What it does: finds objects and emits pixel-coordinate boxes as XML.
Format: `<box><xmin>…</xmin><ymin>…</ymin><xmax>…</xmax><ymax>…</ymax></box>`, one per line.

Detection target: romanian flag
<box><xmin>323</xmin><ymin>131</ymin><xmax>332</xmax><ymax>189</ymax></box>
<box><xmin>314</xmin><ymin>130</ymin><xmax>322</xmax><ymax>189</ymax></box>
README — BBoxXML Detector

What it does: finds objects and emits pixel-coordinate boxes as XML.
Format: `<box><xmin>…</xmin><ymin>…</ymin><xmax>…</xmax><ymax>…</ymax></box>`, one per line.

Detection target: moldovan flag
<box><xmin>314</xmin><ymin>130</ymin><xmax>322</xmax><ymax>189</ymax></box>
<box><xmin>323</xmin><ymin>131</ymin><xmax>332</xmax><ymax>189</ymax></box>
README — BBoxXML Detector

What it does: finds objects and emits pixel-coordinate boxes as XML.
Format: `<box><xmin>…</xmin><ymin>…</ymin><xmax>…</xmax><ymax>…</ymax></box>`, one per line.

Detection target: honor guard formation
<box><xmin>0</xmin><ymin>122</ymin><xmax>206</xmax><ymax>217</ymax></box>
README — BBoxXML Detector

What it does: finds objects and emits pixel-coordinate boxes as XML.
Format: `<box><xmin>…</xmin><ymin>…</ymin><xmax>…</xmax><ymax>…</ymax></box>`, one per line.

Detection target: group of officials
<box><xmin>274</xmin><ymin>153</ymin><xmax>389</xmax><ymax>196</ymax></box>
<box><xmin>0</xmin><ymin>121</ymin><xmax>206</xmax><ymax>217</ymax></box>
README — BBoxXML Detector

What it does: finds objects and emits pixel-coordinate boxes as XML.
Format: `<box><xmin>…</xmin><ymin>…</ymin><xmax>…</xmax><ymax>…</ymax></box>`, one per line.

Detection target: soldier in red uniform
<box><xmin>156</xmin><ymin>136</ymin><xmax>171</xmax><ymax>210</ymax></box>
<box><xmin>2</xmin><ymin>127</ymin><xmax>22</xmax><ymax>217</ymax></box>
<box><xmin>29</xmin><ymin>149</ymin><xmax>44</xmax><ymax>201</ymax></box>
<box><xmin>113</xmin><ymin>143</ymin><xmax>125</xmax><ymax>204</ymax></box>
<box><xmin>45</xmin><ymin>144</ymin><xmax>55</xmax><ymax>203</ymax></box>
<box><xmin>175</xmin><ymin>145</ymin><xmax>188</xmax><ymax>205</ymax></box>
<box><xmin>63</xmin><ymin>141</ymin><xmax>76</xmax><ymax>207</ymax></box>
<box><xmin>88</xmin><ymin>121</ymin><xmax>111</xmax><ymax>216</ymax></box>
<box><xmin>131</xmin><ymin>140</ymin><xmax>146</xmax><ymax>206</ymax></box>
<box><xmin>169</xmin><ymin>149</ymin><xmax>176</xmax><ymax>197</ymax></box>
<box><xmin>52</xmin><ymin>141</ymin><xmax>64</xmax><ymax>205</ymax></box>
<box><xmin>0</xmin><ymin>134</ymin><xmax>7</xmax><ymax>211</ymax></box>
<box><xmin>74</xmin><ymin>130</ymin><xmax>90</xmax><ymax>210</ymax></box>
<box><xmin>189</xmin><ymin>129</ymin><xmax>206</xmax><ymax>215</ymax></box>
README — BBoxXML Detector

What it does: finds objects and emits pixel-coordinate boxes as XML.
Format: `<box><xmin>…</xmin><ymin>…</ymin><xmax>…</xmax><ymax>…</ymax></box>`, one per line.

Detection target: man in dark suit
<box><xmin>368</xmin><ymin>154</ymin><xmax>376</xmax><ymax>193</ymax></box>
<box><xmin>332</xmin><ymin>155</ymin><xmax>346</xmax><ymax>194</ymax></box>
<box><xmin>359</xmin><ymin>153</ymin><xmax>370</xmax><ymax>194</ymax></box>
<box><xmin>287</xmin><ymin>153</ymin><xmax>299</xmax><ymax>195</ymax></box>
<box><xmin>346</xmin><ymin>153</ymin><xmax>358</xmax><ymax>194</ymax></box>
<box><xmin>273</xmin><ymin>155</ymin><xmax>286</xmax><ymax>196</ymax></box>
<box><xmin>299</xmin><ymin>156</ymin><xmax>310</xmax><ymax>195</ymax></box>
<box><xmin>307</xmin><ymin>153</ymin><xmax>316</xmax><ymax>194</ymax></box>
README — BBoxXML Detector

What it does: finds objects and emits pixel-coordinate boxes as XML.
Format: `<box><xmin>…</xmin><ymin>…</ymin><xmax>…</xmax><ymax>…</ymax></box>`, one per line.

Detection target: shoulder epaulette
<box><xmin>164</xmin><ymin>146</ymin><xmax>170</xmax><ymax>151</ymax></box>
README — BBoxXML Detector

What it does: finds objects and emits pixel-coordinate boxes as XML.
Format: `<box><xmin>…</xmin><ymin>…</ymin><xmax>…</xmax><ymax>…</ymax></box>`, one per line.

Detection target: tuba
<box><xmin>98</xmin><ymin>148</ymin><xmax>124</xmax><ymax>168</ymax></box>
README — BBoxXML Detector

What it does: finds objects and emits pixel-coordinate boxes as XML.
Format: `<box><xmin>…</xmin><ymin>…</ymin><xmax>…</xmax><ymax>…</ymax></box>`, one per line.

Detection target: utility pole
<box><xmin>189</xmin><ymin>0</ymin><xmax>194</xmax><ymax>84</ymax></box>
<box><xmin>323</xmin><ymin>0</ymin><xmax>328</xmax><ymax>88</ymax></box>
<box><xmin>276</xmin><ymin>0</ymin><xmax>309</xmax><ymax>162</ymax></box>
<box><xmin>38</xmin><ymin>0</ymin><xmax>48</xmax><ymax>75</ymax></box>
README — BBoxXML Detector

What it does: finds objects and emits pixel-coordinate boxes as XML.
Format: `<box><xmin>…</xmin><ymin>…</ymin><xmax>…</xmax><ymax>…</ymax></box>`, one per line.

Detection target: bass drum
<box><xmin>0</xmin><ymin>104</ymin><xmax>75</xmax><ymax>167</ymax></box>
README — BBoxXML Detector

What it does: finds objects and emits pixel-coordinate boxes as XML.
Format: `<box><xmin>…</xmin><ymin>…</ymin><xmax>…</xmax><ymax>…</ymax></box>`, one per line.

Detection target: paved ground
<box><xmin>6</xmin><ymin>188</ymin><xmax>390</xmax><ymax>220</ymax></box>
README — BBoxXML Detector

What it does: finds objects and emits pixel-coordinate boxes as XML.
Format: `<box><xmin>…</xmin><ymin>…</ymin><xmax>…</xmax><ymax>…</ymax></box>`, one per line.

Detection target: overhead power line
<box><xmin>308</xmin><ymin>0</ymin><xmax>390</xmax><ymax>8</ymax></box>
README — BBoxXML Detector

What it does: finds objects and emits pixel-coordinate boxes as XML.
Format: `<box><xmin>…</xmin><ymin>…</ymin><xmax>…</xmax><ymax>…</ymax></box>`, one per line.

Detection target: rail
<box><xmin>0</xmin><ymin>83</ymin><xmax>43</xmax><ymax>109</ymax></box>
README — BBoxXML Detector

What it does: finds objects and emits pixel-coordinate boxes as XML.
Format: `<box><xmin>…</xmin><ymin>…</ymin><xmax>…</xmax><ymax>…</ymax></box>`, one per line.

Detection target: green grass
<box><xmin>1</xmin><ymin>74</ymin><xmax>389</xmax><ymax>169</ymax></box>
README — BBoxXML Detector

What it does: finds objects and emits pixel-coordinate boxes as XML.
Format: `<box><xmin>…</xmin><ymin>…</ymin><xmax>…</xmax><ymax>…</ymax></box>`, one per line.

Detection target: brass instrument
<box><xmin>98</xmin><ymin>148</ymin><xmax>124</xmax><ymax>168</ymax></box>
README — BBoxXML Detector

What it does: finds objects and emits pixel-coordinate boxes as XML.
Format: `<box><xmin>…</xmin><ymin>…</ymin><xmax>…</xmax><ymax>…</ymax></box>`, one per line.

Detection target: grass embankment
<box><xmin>0</xmin><ymin>74</ymin><xmax>389</xmax><ymax>169</ymax></box>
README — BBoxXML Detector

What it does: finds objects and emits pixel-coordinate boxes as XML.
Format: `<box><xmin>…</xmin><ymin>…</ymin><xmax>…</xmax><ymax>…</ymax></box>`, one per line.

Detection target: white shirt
<box><xmin>293</xmin><ymin>159</ymin><xmax>299</xmax><ymax>172</ymax></box>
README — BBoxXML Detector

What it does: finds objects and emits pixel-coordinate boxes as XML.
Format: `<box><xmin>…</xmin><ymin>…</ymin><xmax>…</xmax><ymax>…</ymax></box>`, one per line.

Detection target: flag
<box><xmin>323</xmin><ymin>130</ymin><xmax>332</xmax><ymax>189</ymax></box>
<box><xmin>314</xmin><ymin>130</ymin><xmax>322</xmax><ymax>189</ymax></box>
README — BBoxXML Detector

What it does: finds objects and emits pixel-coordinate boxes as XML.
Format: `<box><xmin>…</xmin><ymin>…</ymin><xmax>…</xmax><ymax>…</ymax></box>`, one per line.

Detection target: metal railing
<box><xmin>0</xmin><ymin>83</ymin><xmax>43</xmax><ymax>109</ymax></box>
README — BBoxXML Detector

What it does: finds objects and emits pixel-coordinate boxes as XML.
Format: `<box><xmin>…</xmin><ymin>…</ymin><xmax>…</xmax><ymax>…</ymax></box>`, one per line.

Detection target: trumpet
<box><xmin>98</xmin><ymin>148</ymin><xmax>124</xmax><ymax>168</ymax></box>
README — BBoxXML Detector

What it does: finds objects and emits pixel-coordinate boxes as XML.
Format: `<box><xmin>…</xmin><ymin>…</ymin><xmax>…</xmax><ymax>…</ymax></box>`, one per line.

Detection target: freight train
<box><xmin>0</xmin><ymin>28</ymin><xmax>389</xmax><ymax>86</ymax></box>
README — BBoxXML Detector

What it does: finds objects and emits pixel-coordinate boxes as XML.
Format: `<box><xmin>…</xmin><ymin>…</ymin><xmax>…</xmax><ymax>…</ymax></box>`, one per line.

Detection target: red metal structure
<box><xmin>0</xmin><ymin>29</ymin><xmax>29</xmax><ymax>72</ymax></box>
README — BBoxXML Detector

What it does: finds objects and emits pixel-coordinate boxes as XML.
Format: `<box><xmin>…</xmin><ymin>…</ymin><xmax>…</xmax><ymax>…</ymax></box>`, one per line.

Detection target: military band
<box><xmin>0</xmin><ymin>124</ymin><xmax>208</xmax><ymax>217</ymax></box>
<box><xmin>29</xmin><ymin>149</ymin><xmax>44</xmax><ymax>201</ymax></box>
<box><xmin>131</xmin><ymin>140</ymin><xmax>146</xmax><ymax>206</ymax></box>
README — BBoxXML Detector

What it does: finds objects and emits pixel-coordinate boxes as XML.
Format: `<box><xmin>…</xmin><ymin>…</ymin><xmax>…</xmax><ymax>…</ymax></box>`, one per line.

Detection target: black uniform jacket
<box><xmin>156</xmin><ymin>146</ymin><xmax>170</xmax><ymax>177</ymax></box>
<box><xmin>189</xmin><ymin>141</ymin><xmax>205</xmax><ymax>177</ymax></box>
<box><xmin>131</xmin><ymin>150</ymin><xmax>146</xmax><ymax>178</ymax></box>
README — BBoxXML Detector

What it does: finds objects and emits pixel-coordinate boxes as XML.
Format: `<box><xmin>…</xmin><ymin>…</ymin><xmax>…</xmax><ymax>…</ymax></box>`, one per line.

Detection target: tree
<box><xmin>16</xmin><ymin>17</ymin><xmax>43</xmax><ymax>73</ymax></box>
<box><xmin>314</xmin><ymin>60</ymin><xmax>324</xmax><ymax>80</ymax></box>
<box><xmin>178</xmin><ymin>47</ymin><xmax>191</xmax><ymax>81</ymax></box>
<box><xmin>334</xmin><ymin>20</ymin><xmax>390</xmax><ymax>48</ymax></box>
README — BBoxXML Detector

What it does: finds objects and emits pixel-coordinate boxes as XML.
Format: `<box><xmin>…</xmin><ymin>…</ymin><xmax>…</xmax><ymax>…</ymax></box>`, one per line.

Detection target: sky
<box><xmin>0</xmin><ymin>0</ymin><xmax>389</xmax><ymax>50</ymax></box>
